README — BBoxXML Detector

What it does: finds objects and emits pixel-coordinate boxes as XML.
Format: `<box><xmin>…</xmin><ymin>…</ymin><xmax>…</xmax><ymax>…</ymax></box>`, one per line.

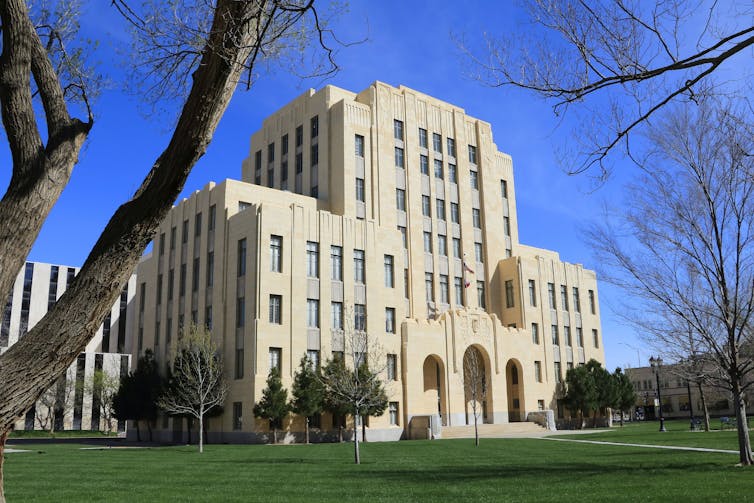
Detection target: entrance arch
<box><xmin>463</xmin><ymin>345</ymin><xmax>493</xmax><ymax>425</ymax></box>
<box><xmin>422</xmin><ymin>355</ymin><xmax>447</xmax><ymax>425</ymax></box>
<box><xmin>506</xmin><ymin>359</ymin><xmax>525</xmax><ymax>422</ymax></box>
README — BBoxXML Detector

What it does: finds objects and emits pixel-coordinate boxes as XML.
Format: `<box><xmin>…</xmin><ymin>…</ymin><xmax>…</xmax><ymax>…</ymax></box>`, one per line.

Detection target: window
<box><xmin>254</xmin><ymin>150</ymin><xmax>262</xmax><ymax>184</ymax></box>
<box><xmin>425</xmin><ymin>273</ymin><xmax>434</xmax><ymax>302</ymax></box>
<box><xmin>573</xmin><ymin>287</ymin><xmax>581</xmax><ymax>313</ymax></box>
<box><xmin>205</xmin><ymin>305</ymin><xmax>213</xmax><ymax>330</ymax></box>
<box><xmin>310</xmin><ymin>115</ymin><xmax>319</xmax><ymax>138</ymax></box>
<box><xmin>501</xmin><ymin>179</ymin><xmax>508</xmax><ymax>198</ymax></box>
<box><xmin>454</xmin><ymin>277</ymin><xmax>464</xmax><ymax>305</ymax></box>
<box><xmin>236</xmin><ymin>297</ymin><xmax>245</xmax><ymax>328</ymax></box>
<box><xmin>398</xmin><ymin>226</ymin><xmax>408</xmax><ymax>249</ymax></box>
<box><xmin>505</xmin><ymin>280</ymin><xmax>514</xmax><ymax>308</ymax></box>
<box><xmin>267</xmin><ymin>235</ymin><xmax>282</xmax><ymax>273</ymax></box>
<box><xmin>447</xmin><ymin>138</ymin><xmax>456</xmax><ymax>157</ymax></box>
<box><xmin>538</xmin><ymin>400</ymin><xmax>545</xmax><ymax>411</ymax></box>
<box><xmin>576</xmin><ymin>327</ymin><xmax>584</xmax><ymax>348</ymax></box>
<box><xmin>387</xmin><ymin>354</ymin><xmax>397</xmax><ymax>380</ymax></box>
<box><xmin>434</xmin><ymin>159</ymin><xmax>443</xmax><ymax>179</ymax></box>
<box><xmin>295</xmin><ymin>152</ymin><xmax>303</xmax><ymax>174</ymax></box>
<box><xmin>233</xmin><ymin>402</ymin><xmax>243</xmax><ymax>430</ymax></box>
<box><xmin>158</xmin><ymin>233</ymin><xmax>165</xmax><ymax>256</ymax></box>
<box><xmin>477</xmin><ymin>281</ymin><xmax>486</xmax><ymax>309</ymax></box>
<box><xmin>170</xmin><ymin>226</ymin><xmax>176</xmax><ymax>250</ymax></box>
<box><xmin>194</xmin><ymin>214</ymin><xmax>202</xmax><ymax>238</ymax></box>
<box><xmin>404</xmin><ymin>269</ymin><xmax>410</xmax><ymax>299</ymax></box>
<box><xmin>306</xmin><ymin>241</ymin><xmax>319</xmax><ymax>278</ymax></box>
<box><xmin>281</xmin><ymin>133</ymin><xmax>289</xmax><ymax>155</ymax></box>
<box><xmin>356</xmin><ymin>178</ymin><xmax>365</xmax><ymax>202</ymax></box>
<box><xmin>235</xmin><ymin>238</ymin><xmax>246</xmax><ymax>276</ymax></box>
<box><xmin>554</xmin><ymin>362</ymin><xmax>562</xmax><ymax>383</ymax></box>
<box><xmin>396</xmin><ymin>189</ymin><xmax>406</xmax><ymax>211</ymax></box>
<box><xmin>192</xmin><ymin>257</ymin><xmax>200</xmax><ymax>292</ymax></box>
<box><xmin>267</xmin><ymin>142</ymin><xmax>275</xmax><ymax>163</ymax></box>
<box><xmin>307</xmin><ymin>350</ymin><xmax>320</xmax><ymax>369</ymax></box>
<box><xmin>449</xmin><ymin>163</ymin><xmax>457</xmax><ymax>184</ymax></box>
<box><xmin>423</xmin><ymin>232</ymin><xmax>433</xmax><ymax>253</ymax></box>
<box><xmin>528</xmin><ymin>280</ymin><xmax>537</xmax><ymax>307</ymax></box>
<box><xmin>179</xmin><ymin>263</ymin><xmax>186</xmax><ymax>297</ymax></box>
<box><xmin>452</xmin><ymin>238</ymin><xmax>461</xmax><ymax>258</ymax></box>
<box><xmin>307</xmin><ymin>299</ymin><xmax>319</xmax><ymax>328</ymax></box>
<box><xmin>592</xmin><ymin>329</ymin><xmax>600</xmax><ymax>348</ymax></box>
<box><xmin>389</xmin><ymin>402</ymin><xmax>399</xmax><ymax>425</ymax></box>
<box><xmin>438</xmin><ymin>234</ymin><xmax>447</xmax><ymax>256</ymax></box>
<box><xmin>310</xmin><ymin>144</ymin><xmax>318</xmax><ymax>166</ymax></box>
<box><xmin>560</xmin><ymin>285</ymin><xmax>569</xmax><ymax>311</ymax></box>
<box><xmin>167</xmin><ymin>268</ymin><xmax>174</xmax><ymax>300</ymax></box>
<box><xmin>436</xmin><ymin>199</ymin><xmax>446</xmax><ymax>220</ymax></box>
<box><xmin>504</xmin><ymin>217</ymin><xmax>511</xmax><ymax>236</ymax></box>
<box><xmin>354</xmin><ymin>304</ymin><xmax>366</xmax><ymax>331</ymax></box>
<box><xmin>182</xmin><ymin>219</ymin><xmax>189</xmax><ymax>244</ymax></box>
<box><xmin>468</xmin><ymin>145</ymin><xmax>477</xmax><ymax>164</ymax></box>
<box><xmin>532</xmin><ymin>323</ymin><xmax>539</xmax><ymax>344</ymax></box>
<box><xmin>355</xmin><ymin>134</ymin><xmax>364</xmax><ymax>157</ymax></box>
<box><xmin>419</xmin><ymin>128</ymin><xmax>428</xmax><ymax>148</ymax></box>
<box><xmin>269</xmin><ymin>347</ymin><xmax>282</xmax><ymax>371</ymax></box>
<box><xmin>472</xmin><ymin>208</ymin><xmax>481</xmax><ymax>228</ymax></box>
<box><xmin>331</xmin><ymin>302</ymin><xmax>343</xmax><ymax>330</ymax></box>
<box><xmin>432</xmin><ymin>133</ymin><xmax>442</xmax><ymax>152</ymax></box>
<box><xmin>394</xmin><ymin>147</ymin><xmax>404</xmax><ymax>168</ymax></box>
<box><xmin>296</xmin><ymin>125</ymin><xmax>303</xmax><ymax>147</ymax></box>
<box><xmin>420</xmin><ymin>155</ymin><xmax>429</xmax><ymax>175</ymax></box>
<box><xmin>450</xmin><ymin>202</ymin><xmax>459</xmax><ymax>223</ymax></box>
<box><xmin>422</xmin><ymin>196</ymin><xmax>431</xmax><ymax>217</ymax></box>
<box><xmin>548</xmin><ymin>283</ymin><xmax>556</xmax><ymax>309</ymax></box>
<box><xmin>269</xmin><ymin>295</ymin><xmax>282</xmax><ymax>324</ymax></box>
<box><xmin>551</xmin><ymin>325</ymin><xmax>559</xmax><ymax>345</ymax></box>
<box><xmin>354</xmin><ymin>250</ymin><xmax>365</xmax><ymax>284</ymax></box>
<box><xmin>331</xmin><ymin>246</ymin><xmax>343</xmax><ymax>281</ymax></box>
<box><xmin>564</xmin><ymin>326</ymin><xmax>572</xmax><ymax>346</ymax></box>
<box><xmin>589</xmin><ymin>289</ymin><xmax>596</xmax><ymax>314</ymax></box>
<box><xmin>393</xmin><ymin>119</ymin><xmax>404</xmax><ymax>140</ymax></box>
<box><xmin>384</xmin><ymin>255</ymin><xmax>394</xmax><ymax>287</ymax></box>
<box><xmin>470</xmin><ymin>170</ymin><xmax>479</xmax><ymax>190</ymax></box>
<box><xmin>385</xmin><ymin>307</ymin><xmax>396</xmax><ymax>333</ymax></box>
<box><xmin>439</xmin><ymin>274</ymin><xmax>449</xmax><ymax>304</ymax></box>
<box><xmin>475</xmin><ymin>242</ymin><xmax>484</xmax><ymax>263</ymax></box>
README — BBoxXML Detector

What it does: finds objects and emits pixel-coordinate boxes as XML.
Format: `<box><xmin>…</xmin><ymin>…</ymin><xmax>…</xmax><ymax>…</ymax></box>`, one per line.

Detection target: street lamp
<box><xmin>649</xmin><ymin>356</ymin><xmax>667</xmax><ymax>432</ymax></box>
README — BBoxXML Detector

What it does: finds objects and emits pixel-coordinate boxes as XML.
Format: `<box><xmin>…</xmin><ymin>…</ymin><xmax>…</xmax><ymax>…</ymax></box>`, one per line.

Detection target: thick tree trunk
<box><xmin>732</xmin><ymin>381</ymin><xmax>753</xmax><ymax>465</ymax></box>
<box><xmin>0</xmin><ymin>0</ymin><xmax>259</xmax><ymax>436</ymax></box>
<box><xmin>0</xmin><ymin>430</ymin><xmax>7</xmax><ymax>503</ymax></box>
<box><xmin>697</xmin><ymin>381</ymin><xmax>710</xmax><ymax>432</ymax></box>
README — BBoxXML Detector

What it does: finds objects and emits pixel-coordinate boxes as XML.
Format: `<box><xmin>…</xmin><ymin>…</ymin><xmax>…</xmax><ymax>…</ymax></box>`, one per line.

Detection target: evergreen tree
<box><xmin>613</xmin><ymin>368</ymin><xmax>637</xmax><ymax>427</ymax></box>
<box><xmin>254</xmin><ymin>368</ymin><xmax>290</xmax><ymax>444</ymax></box>
<box><xmin>564</xmin><ymin>364</ymin><xmax>597</xmax><ymax>429</ymax></box>
<box><xmin>290</xmin><ymin>356</ymin><xmax>324</xmax><ymax>444</ymax></box>
<box><xmin>355</xmin><ymin>363</ymin><xmax>388</xmax><ymax>442</ymax></box>
<box><xmin>321</xmin><ymin>358</ymin><xmax>350</xmax><ymax>443</ymax></box>
<box><xmin>113</xmin><ymin>349</ymin><xmax>162</xmax><ymax>441</ymax></box>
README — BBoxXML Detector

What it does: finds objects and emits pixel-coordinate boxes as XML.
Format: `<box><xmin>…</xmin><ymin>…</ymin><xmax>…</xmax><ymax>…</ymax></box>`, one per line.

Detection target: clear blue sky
<box><xmin>7</xmin><ymin>1</ymin><xmax>650</xmax><ymax>371</ymax></box>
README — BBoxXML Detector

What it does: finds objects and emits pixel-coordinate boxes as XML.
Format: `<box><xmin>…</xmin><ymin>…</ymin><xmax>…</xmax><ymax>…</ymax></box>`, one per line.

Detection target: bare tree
<box><xmin>159</xmin><ymin>324</ymin><xmax>227</xmax><ymax>453</ymax></box>
<box><xmin>462</xmin><ymin>346</ymin><xmax>487</xmax><ymax>447</ymax></box>
<box><xmin>463</xmin><ymin>0</ymin><xmax>754</xmax><ymax>176</ymax></box>
<box><xmin>0</xmin><ymin>1</ymin><xmax>339</xmax><ymax>498</ymax></box>
<box><xmin>34</xmin><ymin>370</ymin><xmax>76</xmax><ymax>434</ymax></box>
<box><xmin>588</xmin><ymin>98</ymin><xmax>754</xmax><ymax>464</ymax></box>
<box><xmin>87</xmin><ymin>369</ymin><xmax>121</xmax><ymax>434</ymax></box>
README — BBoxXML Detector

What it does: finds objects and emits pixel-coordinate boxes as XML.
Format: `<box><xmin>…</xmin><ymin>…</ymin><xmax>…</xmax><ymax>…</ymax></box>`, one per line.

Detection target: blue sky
<box><xmin>9</xmin><ymin>1</ymin><xmax>652</xmax><ymax>370</ymax></box>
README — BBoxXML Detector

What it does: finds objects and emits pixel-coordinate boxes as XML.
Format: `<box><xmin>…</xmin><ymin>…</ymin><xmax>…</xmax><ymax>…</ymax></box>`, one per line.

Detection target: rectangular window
<box><xmin>237</xmin><ymin>238</ymin><xmax>247</xmax><ymax>276</ymax></box>
<box><xmin>593</xmin><ymin>329</ymin><xmax>600</xmax><ymax>348</ymax></box>
<box><xmin>331</xmin><ymin>246</ymin><xmax>343</xmax><ymax>281</ymax></box>
<box><xmin>206</xmin><ymin>251</ymin><xmax>214</xmax><ymax>287</ymax></box>
<box><xmin>477</xmin><ymin>281</ymin><xmax>486</xmax><ymax>309</ymax></box>
<box><xmin>432</xmin><ymin>133</ymin><xmax>442</xmax><ymax>152</ymax></box>
<box><xmin>454</xmin><ymin>277</ymin><xmax>464</xmax><ymax>306</ymax></box>
<box><xmin>504</xmin><ymin>217</ymin><xmax>511</xmax><ymax>237</ymax></box>
<box><xmin>387</xmin><ymin>354</ymin><xmax>397</xmax><ymax>381</ymax></box>
<box><xmin>236</xmin><ymin>296</ymin><xmax>245</xmax><ymax>328</ymax></box>
<box><xmin>384</xmin><ymin>255</ymin><xmax>394</xmax><ymax>288</ymax></box>
<box><xmin>501</xmin><ymin>179</ymin><xmax>508</xmax><ymax>198</ymax></box>
<box><xmin>307</xmin><ymin>350</ymin><xmax>320</xmax><ymax>369</ymax></box>
<box><xmin>554</xmin><ymin>362</ymin><xmax>562</xmax><ymax>383</ymax></box>
<box><xmin>573</xmin><ymin>287</ymin><xmax>581</xmax><ymax>313</ymax></box>
<box><xmin>270</xmin><ymin>235</ymin><xmax>282</xmax><ymax>272</ymax></box>
<box><xmin>170</xmin><ymin>226</ymin><xmax>176</xmax><ymax>250</ymax></box>
<box><xmin>295</xmin><ymin>152</ymin><xmax>303</xmax><ymax>174</ymax></box>
<box><xmin>254</xmin><ymin>150</ymin><xmax>262</xmax><ymax>184</ymax></box>
<box><xmin>420</xmin><ymin>155</ymin><xmax>429</xmax><ymax>175</ymax></box>
<box><xmin>269</xmin><ymin>295</ymin><xmax>282</xmax><ymax>324</ymax></box>
<box><xmin>167</xmin><ymin>268</ymin><xmax>174</xmax><ymax>300</ymax></box>
<box><xmin>233</xmin><ymin>402</ymin><xmax>243</xmax><ymax>430</ymax></box>
<box><xmin>282</xmin><ymin>133</ymin><xmax>289</xmax><ymax>155</ymax></box>
<box><xmin>436</xmin><ymin>199</ymin><xmax>446</xmax><ymax>220</ymax></box>
<box><xmin>179</xmin><ymin>263</ymin><xmax>186</xmax><ymax>297</ymax></box>
<box><xmin>238</xmin><ymin>201</ymin><xmax>251</xmax><ymax>212</ymax></box>
<box><xmin>468</xmin><ymin>145</ymin><xmax>477</xmax><ymax>164</ymax></box>
<box><xmin>425</xmin><ymin>273</ymin><xmax>434</xmax><ymax>302</ymax></box>
<box><xmin>310</xmin><ymin>115</ymin><xmax>319</xmax><ymax>138</ymax></box>
<box><xmin>560</xmin><ymin>285</ymin><xmax>569</xmax><ymax>311</ymax></box>
<box><xmin>192</xmin><ymin>257</ymin><xmax>200</xmax><ymax>292</ymax></box>
<box><xmin>307</xmin><ymin>299</ymin><xmax>320</xmax><ymax>328</ymax></box>
<box><xmin>472</xmin><ymin>208</ymin><xmax>481</xmax><ymax>228</ymax></box>
<box><xmin>404</xmin><ymin>269</ymin><xmax>410</xmax><ymax>299</ymax></box>
<box><xmin>551</xmin><ymin>325</ymin><xmax>559</xmax><ymax>345</ymax></box>
<box><xmin>354</xmin><ymin>250</ymin><xmax>365</xmax><ymax>284</ymax></box>
<box><xmin>354</xmin><ymin>304</ymin><xmax>366</xmax><ymax>331</ymax></box>
<box><xmin>205</xmin><ymin>305</ymin><xmax>213</xmax><ymax>330</ymax></box>
<box><xmin>419</xmin><ymin>128</ymin><xmax>428</xmax><ymax>148</ymax></box>
<box><xmin>447</xmin><ymin>138</ymin><xmax>456</xmax><ymax>157</ymax></box>
<box><xmin>399</xmin><ymin>226</ymin><xmax>408</xmax><ymax>249</ymax></box>
<box><xmin>548</xmin><ymin>283</ymin><xmax>556</xmax><ymax>309</ymax></box>
<box><xmin>396</xmin><ymin>189</ymin><xmax>406</xmax><ymax>211</ymax></box>
<box><xmin>353</xmin><ymin>178</ymin><xmax>365</xmax><ymax>203</ymax></box>
<box><xmin>296</xmin><ymin>125</ymin><xmax>303</xmax><ymax>146</ymax></box>
<box><xmin>267</xmin><ymin>142</ymin><xmax>275</xmax><ymax>163</ymax></box>
<box><xmin>422</xmin><ymin>196</ymin><xmax>431</xmax><ymax>217</ymax></box>
<box><xmin>331</xmin><ymin>302</ymin><xmax>343</xmax><ymax>330</ymax></box>
<box><xmin>394</xmin><ymin>147</ymin><xmax>404</xmax><ymax>168</ymax></box>
<box><xmin>194</xmin><ymin>212</ymin><xmax>202</xmax><ymax>237</ymax></box>
<box><xmin>449</xmin><ymin>164</ymin><xmax>457</xmax><ymax>184</ymax></box>
<box><xmin>182</xmin><ymin>219</ymin><xmax>189</xmax><ymax>244</ymax></box>
<box><xmin>438</xmin><ymin>234</ymin><xmax>447</xmax><ymax>256</ymax></box>
<box><xmin>269</xmin><ymin>347</ymin><xmax>282</xmax><ymax>371</ymax></box>
<box><xmin>450</xmin><ymin>203</ymin><xmax>459</xmax><ymax>224</ymax></box>
<box><xmin>470</xmin><ymin>170</ymin><xmax>479</xmax><ymax>190</ymax></box>
<box><xmin>588</xmin><ymin>289</ymin><xmax>596</xmax><ymax>314</ymax></box>
<box><xmin>393</xmin><ymin>119</ymin><xmax>403</xmax><ymax>140</ymax></box>
<box><xmin>534</xmin><ymin>361</ymin><xmax>542</xmax><ymax>382</ymax></box>
<box><xmin>529</xmin><ymin>280</ymin><xmax>537</xmax><ymax>307</ymax></box>
<box><xmin>306</xmin><ymin>241</ymin><xmax>319</xmax><ymax>278</ymax></box>
<box><xmin>236</xmin><ymin>346</ymin><xmax>244</xmax><ymax>379</ymax></box>
<box><xmin>505</xmin><ymin>280</ymin><xmax>514</xmax><ymax>308</ymax></box>
<box><xmin>385</xmin><ymin>307</ymin><xmax>396</xmax><ymax>333</ymax></box>
<box><xmin>355</xmin><ymin>134</ymin><xmax>364</xmax><ymax>157</ymax></box>
<box><xmin>564</xmin><ymin>326</ymin><xmax>572</xmax><ymax>346</ymax></box>
<box><xmin>532</xmin><ymin>323</ymin><xmax>539</xmax><ymax>344</ymax></box>
<box><xmin>159</xmin><ymin>233</ymin><xmax>165</xmax><ymax>256</ymax></box>
<box><xmin>452</xmin><ymin>238</ymin><xmax>461</xmax><ymax>258</ymax></box>
<box><xmin>439</xmin><ymin>274</ymin><xmax>449</xmax><ymax>304</ymax></box>
<box><xmin>576</xmin><ymin>327</ymin><xmax>584</xmax><ymax>348</ymax></box>
<box><xmin>475</xmin><ymin>242</ymin><xmax>484</xmax><ymax>263</ymax></box>
<box><xmin>423</xmin><ymin>232</ymin><xmax>433</xmax><ymax>253</ymax></box>
<box><xmin>389</xmin><ymin>402</ymin><xmax>399</xmax><ymax>425</ymax></box>
<box><xmin>434</xmin><ymin>159</ymin><xmax>443</xmax><ymax>179</ymax></box>
<box><xmin>208</xmin><ymin>204</ymin><xmax>216</xmax><ymax>231</ymax></box>
<box><xmin>310</xmin><ymin>144</ymin><xmax>319</xmax><ymax>166</ymax></box>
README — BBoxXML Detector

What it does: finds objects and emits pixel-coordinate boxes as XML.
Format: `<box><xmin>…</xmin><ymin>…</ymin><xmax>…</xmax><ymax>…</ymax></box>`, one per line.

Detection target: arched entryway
<box><xmin>422</xmin><ymin>355</ymin><xmax>447</xmax><ymax>426</ymax></box>
<box><xmin>463</xmin><ymin>345</ymin><xmax>493</xmax><ymax>425</ymax></box>
<box><xmin>506</xmin><ymin>359</ymin><xmax>525</xmax><ymax>422</ymax></box>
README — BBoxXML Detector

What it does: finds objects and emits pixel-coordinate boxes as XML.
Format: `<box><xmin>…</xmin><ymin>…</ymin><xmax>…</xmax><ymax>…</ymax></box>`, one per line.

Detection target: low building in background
<box><xmin>1</xmin><ymin>261</ymin><xmax>135</xmax><ymax>432</ymax></box>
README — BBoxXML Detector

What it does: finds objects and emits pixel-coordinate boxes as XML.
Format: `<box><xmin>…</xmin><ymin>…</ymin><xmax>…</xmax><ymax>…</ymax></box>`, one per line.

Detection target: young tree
<box><xmin>88</xmin><ymin>369</ymin><xmax>120</xmax><ymax>434</ymax></box>
<box><xmin>612</xmin><ymin>368</ymin><xmax>637</xmax><ymax>427</ymax></box>
<box><xmin>114</xmin><ymin>349</ymin><xmax>162</xmax><ymax>441</ymax></box>
<box><xmin>159</xmin><ymin>325</ymin><xmax>227</xmax><ymax>453</ymax></box>
<box><xmin>462</xmin><ymin>346</ymin><xmax>487</xmax><ymax>446</ymax></box>
<box><xmin>589</xmin><ymin>99</ymin><xmax>754</xmax><ymax>464</ymax></box>
<box><xmin>254</xmin><ymin>368</ymin><xmax>290</xmax><ymax>444</ymax></box>
<box><xmin>34</xmin><ymin>372</ymin><xmax>76</xmax><ymax>434</ymax></box>
<box><xmin>0</xmin><ymin>2</ymin><xmax>339</xmax><ymax>496</ymax></box>
<box><xmin>290</xmin><ymin>356</ymin><xmax>324</xmax><ymax>444</ymax></box>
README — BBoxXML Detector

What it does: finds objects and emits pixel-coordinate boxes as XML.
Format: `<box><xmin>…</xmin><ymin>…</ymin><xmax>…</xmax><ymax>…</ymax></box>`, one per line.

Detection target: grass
<box><xmin>8</xmin><ymin>430</ymin><xmax>118</xmax><ymax>439</ymax></box>
<box><xmin>5</xmin><ymin>428</ymin><xmax>754</xmax><ymax>502</ymax></box>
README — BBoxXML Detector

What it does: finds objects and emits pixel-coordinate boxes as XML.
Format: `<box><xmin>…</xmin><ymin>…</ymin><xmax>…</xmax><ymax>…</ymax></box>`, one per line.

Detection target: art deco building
<box><xmin>133</xmin><ymin>82</ymin><xmax>605</xmax><ymax>442</ymax></box>
<box><xmin>1</xmin><ymin>262</ymin><xmax>135</xmax><ymax>431</ymax></box>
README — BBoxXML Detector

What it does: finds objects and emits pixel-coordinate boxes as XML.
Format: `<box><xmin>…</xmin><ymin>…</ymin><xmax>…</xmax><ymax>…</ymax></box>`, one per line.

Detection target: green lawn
<box><xmin>4</xmin><ymin>431</ymin><xmax>754</xmax><ymax>502</ymax></box>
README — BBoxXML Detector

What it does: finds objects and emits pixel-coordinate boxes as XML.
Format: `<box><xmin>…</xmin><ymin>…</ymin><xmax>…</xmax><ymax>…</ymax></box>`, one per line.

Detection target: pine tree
<box><xmin>254</xmin><ymin>368</ymin><xmax>290</xmax><ymax>444</ymax></box>
<box><xmin>613</xmin><ymin>368</ymin><xmax>637</xmax><ymax>427</ymax></box>
<box><xmin>290</xmin><ymin>356</ymin><xmax>324</xmax><ymax>444</ymax></box>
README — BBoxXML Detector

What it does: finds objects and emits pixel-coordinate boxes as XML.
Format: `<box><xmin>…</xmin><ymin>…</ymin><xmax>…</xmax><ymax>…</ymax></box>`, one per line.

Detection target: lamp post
<box><xmin>649</xmin><ymin>356</ymin><xmax>667</xmax><ymax>432</ymax></box>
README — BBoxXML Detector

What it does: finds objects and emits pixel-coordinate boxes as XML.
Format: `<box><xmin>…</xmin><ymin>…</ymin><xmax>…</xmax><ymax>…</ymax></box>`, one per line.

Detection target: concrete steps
<box><xmin>439</xmin><ymin>421</ymin><xmax>547</xmax><ymax>439</ymax></box>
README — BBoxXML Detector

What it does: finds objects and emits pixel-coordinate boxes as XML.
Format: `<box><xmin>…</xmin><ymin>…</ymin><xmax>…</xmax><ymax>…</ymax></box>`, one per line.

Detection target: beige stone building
<box><xmin>133</xmin><ymin>82</ymin><xmax>605</xmax><ymax>442</ymax></box>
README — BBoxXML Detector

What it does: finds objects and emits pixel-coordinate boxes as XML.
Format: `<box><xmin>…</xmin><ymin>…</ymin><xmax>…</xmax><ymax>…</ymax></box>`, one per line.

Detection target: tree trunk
<box><xmin>199</xmin><ymin>414</ymin><xmax>204</xmax><ymax>453</ymax></box>
<box><xmin>697</xmin><ymin>381</ymin><xmax>710</xmax><ymax>432</ymax></box>
<box><xmin>732</xmin><ymin>381</ymin><xmax>753</xmax><ymax>465</ymax></box>
<box><xmin>305</xmin><ymin>417</ymin><xmax>309</xmax><ymax>444</ymax></box>
<box><xmin>0</xmin><ymin>429</ymin><xmax>7</xmax><ymax>503</ymax></box>
<box><xmin>272</xmin><ymin>427</ymin><xmax>277</xmax><ymax>445</ymax></box>
<box><xmin>361</xmin><ymin>416</ymin><xmax>366</xmax><ymax>443</ymax></box>
<box><xmin>135</xmin><ymin>420</ymin><xmax>141</xmax><ymax>442</ymax></box>
<box><xmin>620</xmin><ymin>409</ymin><xmax>624</xmax><ymax>427</ymax></box>
<box><xmin>473</xmin><ymin>406</ymin><xmax>479</xmax><ymax>447</ymax></box>
<box><xmin>147</xmin><ymin>420</ymin><xmax>153</xmax><ymax>442</ymax></box>
<box><xmin>338</xmin><ymin>424</ymin><xmax>343</xmax><ymax>443</ymax></box>
<box><xmin>353</xmin><ymin>417</ymin><xmax>360</xmax><ymax>464</ymax></box>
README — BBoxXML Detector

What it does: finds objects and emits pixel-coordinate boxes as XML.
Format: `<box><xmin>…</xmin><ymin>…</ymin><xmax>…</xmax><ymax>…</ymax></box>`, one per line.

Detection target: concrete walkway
<box><xmin>540</xmin><ymin>436</ymin><xmax>738</xmax><ymax>454</ymax></box>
